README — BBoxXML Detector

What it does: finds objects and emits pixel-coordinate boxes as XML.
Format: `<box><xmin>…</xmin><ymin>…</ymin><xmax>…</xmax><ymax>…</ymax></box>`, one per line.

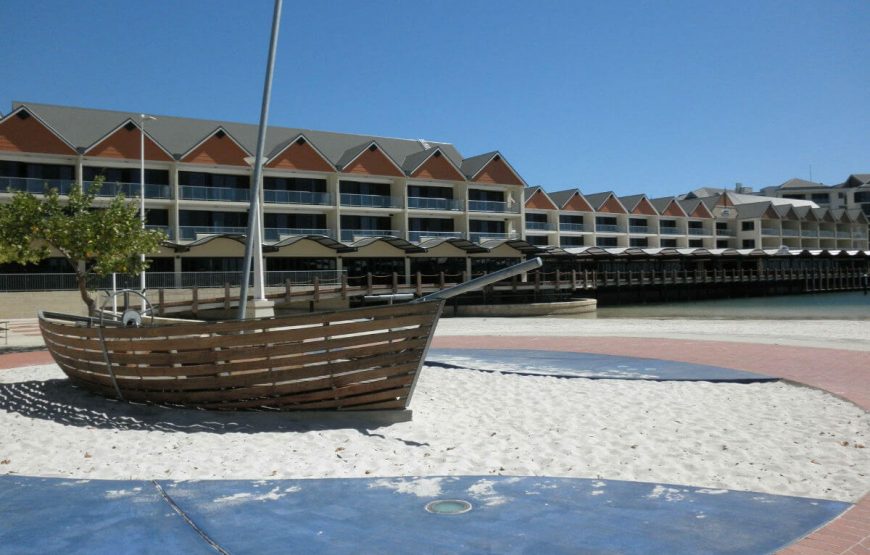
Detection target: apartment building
<box><xmin>1</xmin><ymin>101</ymin><xmax>867</xmax><ymax>282</ymax></box>
<box><xmin>0</xmin><ymin>102</ymin><xmax>531</xmax><ymax>277</ymax></box>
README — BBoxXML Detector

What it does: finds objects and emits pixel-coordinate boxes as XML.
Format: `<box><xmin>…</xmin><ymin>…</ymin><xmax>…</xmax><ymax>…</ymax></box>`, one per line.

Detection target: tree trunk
<box><xmin>76</xmin><ymin>272</ymin><xmax>95</xmax><ymax>316</ymax></box>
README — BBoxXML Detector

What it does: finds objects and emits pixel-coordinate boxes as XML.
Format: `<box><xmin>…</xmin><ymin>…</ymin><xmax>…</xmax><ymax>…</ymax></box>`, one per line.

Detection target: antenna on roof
<box><xmin>418</xmin><ymin>139</ymin><xmax>431</xmax><ymax>150</ymax></box>
<box><xmin>809</xmin><ymin>164</ymin><xmax>813</xmax><ymax>182</ymax></box>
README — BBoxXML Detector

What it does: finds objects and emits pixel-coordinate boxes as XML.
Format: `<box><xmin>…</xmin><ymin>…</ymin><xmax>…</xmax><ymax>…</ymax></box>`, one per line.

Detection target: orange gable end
<box><xmin>598</xmin><ymin>196</ymin><xmax>626</xmax><ymax>214</ymax></box>
<box><xmin>472</xmin><ymin>157</ymin><xmax>523</xmax><ymax>186</ymax></box>
<box><xmin>632</xmin><ymin>198</ymin><xmax>658</xmax><ymax>216</ymax></box>
<box><xmin>411</xmin><ymin>152</ymin><xmax>464</xmax><ymax>181</ymax></box>
<box><xmin>690</xmin><ymin>204</ymin><xmax>713</xmax><ymax>218</ymax></box>
<box><xmin>342</xmin><ymin>147</ymin><xmax>403</xmax><ymax>177</ymax></box>
<box><xmin>660</xmin><ymin>201</ymin><xmax>684</xmax><ymax>217</ymax></box>
<box><xmin>87</xmin><ymin>125</ymin><xmax>172</xmax><ymax>161</ymax></box>
<box><xmin>0</xmin><ymin>112</ymin><xmax>75</xmax><ymax>155</ymax></box>
<box><xmin>267</xmin><ymin>140</ymin><xmax>333</xmax><ymax>172</ymax></box>
<box><xmin>183</xmin><ymin>133</ymin><xmax>249</xmax><ymax>166</ymax></box>
<box><xmin>562</xmin><ymin>194</ymin><xmax>594</xmax><ymax>212</ymax></box>
<box><xmin>524</xmin><ymin>190</ymin><xmax>558</xmax><ymax>210</ymax></box>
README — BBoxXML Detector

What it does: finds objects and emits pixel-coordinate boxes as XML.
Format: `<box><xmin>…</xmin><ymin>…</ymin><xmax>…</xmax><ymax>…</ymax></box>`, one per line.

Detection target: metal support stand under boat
<box><xmin>238</xmin><ymin>0</ymin><xmax>283</xmax><ymax>320</ymax></box>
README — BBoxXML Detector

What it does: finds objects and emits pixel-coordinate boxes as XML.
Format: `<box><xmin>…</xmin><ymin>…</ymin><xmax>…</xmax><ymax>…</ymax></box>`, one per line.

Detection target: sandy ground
<box><xmin>0</xmin><ymin>318</ymin><xmax>868</xmax><ymax>503</ymax></box>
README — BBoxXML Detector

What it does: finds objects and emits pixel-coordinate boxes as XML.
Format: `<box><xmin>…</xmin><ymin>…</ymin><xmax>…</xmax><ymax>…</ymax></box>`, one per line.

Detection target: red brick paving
<box><xmin>2</xmin><ymin>336</ymin><xmax>868</xmax><ymax>554</ymax></box>
<box><xmin>432</xmin><ymin>335</ymin><xmax>870</xmax><ymax>555</ymax></box>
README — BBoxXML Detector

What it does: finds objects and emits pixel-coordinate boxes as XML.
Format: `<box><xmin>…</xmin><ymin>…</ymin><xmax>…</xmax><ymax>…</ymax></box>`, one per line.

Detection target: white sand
<box><xmin>0</xmin><ymin>319</ymin><xmax>868</xmax><ymax>503</ymax></box>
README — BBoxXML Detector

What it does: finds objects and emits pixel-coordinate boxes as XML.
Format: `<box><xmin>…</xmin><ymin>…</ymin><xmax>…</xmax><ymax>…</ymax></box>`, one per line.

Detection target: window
<box><xmin>659</xmin><ymin>219</ymin><xmax>677</xmax><ymax>228</ymax></box>
<box><xmin>716</xmin><ymin>240</ymin><xmax>729</xmax><ymax>248</ymax></box>
<box><xmin>468</xmin><ymin>189</ymin><xmax>504</xmax><ymax>202</ymax></box>
<box><xmin>339</xmin><ymin>180</ymin><xmax>390</xmax><ymax>196</ymax></box>
<box><xmin>469</xmin><ymin>220</ymin><xmax>505</xmax><ymax>233</ymax></box>
<box><xmin>688</xmin><ymin>239</ymin><xmax>703</xmax><ymax>247</ymax></box>
<box><xmin>595</xmin><ymin>216</ymin><xmax>617</xmax><ymax>226</ymax></box>
<box><xmin>525</xmin><ymin>235</ymin><xmax>549</xmax><ymax>246</ymax></box>
<box><xmin>629</xmin><ymin>237</ymin><xmax>648</xmax><ymax>247</ymax></box>
<box><xmin>660</xmin><ymin>239</ymin><xmax>677</xmax><ymax>247</ymax></box>
<box><xmin>810</xmin><ymin>193</ymin><xmax>830</xmax><ymax>204</ymax></box>
<box><xmin>560</xmin><ymin>236</ymin><xmax>584</xmax><ymax>247</ymax></box>
<box><xmin>408</xmin><ymin>185</ymin><xmax>453</xmax><ymax>199</ymax></box>
<box><xmin>180</xmin><ymin>172</ymin><xmax>249</xmax><ymax>189</ymax></box>
<box><xmin>264</xmin><ymin>177</ymin><xmax>326</xmax><ymax>193</ymax></box>
<box><xmin>742</xmin><ymin>239</ymin><xmax>755</xmax><ymax>248</ymax></box>
<box><xmin>409</xmin><ymin>218</ymin><xmax>454</xmax><ymax>232</ymax></box>
<box><xmin>525</xmin><ymin>213</ymin><xmax>548</xmax><ymax>224</ymax></box>
<box><xmin>741</xmin><ymin>221</ymin><xmax>755</xmax><ymax>231</ymax></box>
<box><xmin>596</xmin><ymin>236</ymin><xmax>618</xmax><ymax>247</ymax></box>
<box><xmin>629</xmin><ymin>218</ymin><xmax>647</xmax><ymax>227</ymax></box>
<box><xmin>84</xmin><ymin>167</ymin><xmax>169</xmax><ymax>185</ymax></box>
<box><xmin>559</xmin><ymin>215</ymin><xmax>583</xmax><ymax>225</ymax></box>
<box><xmin>688</xmin><ymin>220</ymin><xmax>703</xmax><ymax>229</ymax></box>
<box><xmin>715</xmin><ymin>222</ymin><xmax>728</xmax><ymax>231</ymax></box>
<box><xmin>179</xmin><ymin>210</ymin><xmax>247</xmax><ymax>227</ymax></box>
<box><xmin>340</xmin><ymin>215</ymin><xmax>391</xmax><ymax>230</ymax></box>
<box><xmin>264</xmin><ymin>213</ymin><xmax>326</xmax><ymax>228</ymax></box>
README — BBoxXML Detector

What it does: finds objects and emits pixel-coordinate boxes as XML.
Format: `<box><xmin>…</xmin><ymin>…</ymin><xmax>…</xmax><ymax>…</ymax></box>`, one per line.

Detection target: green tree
<box><xmin>0</xmin><ymin>178</ymin><xmax>166</xmax><ymax>315</ymax></box>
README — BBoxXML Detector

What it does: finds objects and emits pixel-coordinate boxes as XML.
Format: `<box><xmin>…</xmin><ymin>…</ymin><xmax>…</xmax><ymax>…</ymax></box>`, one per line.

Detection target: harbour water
<box><xmin>594</xmin><ymin>291</ymin><xmax>870</xmax><ymax>320</ymax></box>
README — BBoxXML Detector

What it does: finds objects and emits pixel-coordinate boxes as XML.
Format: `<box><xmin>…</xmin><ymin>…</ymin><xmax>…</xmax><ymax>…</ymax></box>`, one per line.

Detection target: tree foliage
<box><xmin>0</xmin><ymin>178</ymin><xmax>166</xmax><ymax>314</ymax></box>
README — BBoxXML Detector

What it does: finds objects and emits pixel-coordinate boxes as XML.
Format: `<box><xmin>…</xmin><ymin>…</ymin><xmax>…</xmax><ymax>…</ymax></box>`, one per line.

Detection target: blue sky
<box><xmin>2</xmin><ymin>0</ymin><xmax>868</xmax><ymax>198</ymax></box>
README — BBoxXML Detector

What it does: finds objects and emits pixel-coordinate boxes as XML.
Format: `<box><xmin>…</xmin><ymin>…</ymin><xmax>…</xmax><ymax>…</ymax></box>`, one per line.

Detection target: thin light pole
<box><xmin>239</xmin><ymin>0</ymin><xmax>282</xmax><ymax>319</ymax></box>
<box><xmin>139</xmin><ymin>113</ymin><xmax>156</xmax><ymax>310</ymax></box>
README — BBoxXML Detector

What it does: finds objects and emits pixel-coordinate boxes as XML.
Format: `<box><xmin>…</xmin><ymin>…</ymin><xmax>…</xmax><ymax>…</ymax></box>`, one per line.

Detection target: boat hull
<box><xmin>39</xmin><ymin>301</ymin><xmax>444</xmax><ymax>411</ymax></box>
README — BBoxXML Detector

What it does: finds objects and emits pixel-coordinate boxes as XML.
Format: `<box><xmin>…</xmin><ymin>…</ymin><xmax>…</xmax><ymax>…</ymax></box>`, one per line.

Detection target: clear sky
<box><xmin>2</xmin><ymin>0</ymin><xmax>868</xmax><ymax>198</ymax></box>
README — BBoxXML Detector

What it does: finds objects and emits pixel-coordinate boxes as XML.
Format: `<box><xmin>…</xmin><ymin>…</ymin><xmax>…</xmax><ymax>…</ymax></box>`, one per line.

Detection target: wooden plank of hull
<box><xmin>39</xmin><ymin>300</ymin><xmax>443</xmax><ymax>411</ymax></box>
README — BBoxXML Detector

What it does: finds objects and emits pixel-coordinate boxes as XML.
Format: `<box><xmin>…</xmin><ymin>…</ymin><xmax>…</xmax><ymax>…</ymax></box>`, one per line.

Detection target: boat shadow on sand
<box><xmin>0</xmin><ymin>378</ymin><xmax>408</xmax><ymax>435</ymax></box>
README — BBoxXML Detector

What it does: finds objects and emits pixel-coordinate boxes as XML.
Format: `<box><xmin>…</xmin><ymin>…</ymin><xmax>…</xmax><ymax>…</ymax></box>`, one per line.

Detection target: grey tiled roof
<box><xmin>649</xmin><ymin>196</ymin><xmax>680</xmax><ymax>213</ymax></box>
<box><xmin>777</xmin><ymin>178</ymin><xmax>825</xmax><ymax>189</ymax></box>
<box><xmin>523</xmin><ymin>186</ymin><xmax>544</xmax><ymax>201</ymax></box>
<box><xmin>583</xmin><ymin>192</ymin><xmax>616</xmax><ymax>210</ymax></box>
<box><xmin>618</xmin><ymin>194</ymin><xmax>647</xmax><ymax>212</ymax></box>
<box><xmin>459</xmin><ymin>151</ymin><xmax>498</xmax><ymax>179</ymax></box>
<box><xmin>548</xmin><ymin>189</ymin><xmax>581</xmax><ymax>208</ymax></box>
<box><xmin>736</xmin><ymin>202</ymin><xmax>777</xmax><ymax>219</ymax></box>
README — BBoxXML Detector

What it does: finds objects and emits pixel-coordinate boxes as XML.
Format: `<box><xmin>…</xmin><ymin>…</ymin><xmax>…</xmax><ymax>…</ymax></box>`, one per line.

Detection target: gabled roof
<box><xmin>812</xmin><ymin>207</ymin><xmax>835</xmax><ymax>222</ymax></box>
<box><xmin>736</xmin><ymin>202</ymin><xmax>779</xmax><ymax>220</ymax></box>
<box><xmin>548</xmin><ymin>189</ymin><xmax>594</xmax><ymax>212</ymax></box>
<box><xmin>677</xmin><ymin>198</ymin><xmax>714</xmax><ymax>218</ymax></box>
<box><xmin>179</xmin><ymin>126</ymin><xmax>251</xmax><ymax>163</ymax></box>
<box><xmin>792</xmin><ymin>205</ymin><xmax>815</xmax><ymax>220</ymax></box>
<box><xmin>460</xmin><ymin>151</ymin><xmax>526</xmax><ymax>186</ymax></box>
<box><xmin>335</xmin><ymin>140</ymin><xmax>405</xmax><ymax>176</ymax></box>
<box><xmin>842</xmin><ymin>174</ymin><xmax>870</xmax><ymax>188</ymax></box>
<box><xmin>777</xmin><ymin>178</ymin><xmax>825</xmax><ymax>189</ymax></box>
<box><xmin>265</xmin><ymin>133</ymin><xmax>335</xmax><ymax>171</ymax></box>
<box><xmin>524</xmin><ymin>186</ymin><xmax>559</xmax><ymax>210</ymax></box>
<box><xmin>584</xmin><ymin>192</ymin><xmax>627</xmax><ymax>213</ymax></box>
<box><xmin>650</xmin><ymin>196</ymin><xmax>688</xmax><ymax>218</ymax></box>
<box><xmin>774</xmin><ymin>204</ymin><xmax>800</xmax><ymax>220</ymax></box>
<box><xmin>11</xmin><ymin>101</ymin><xmax>468</xmax><ymax>170</ymax></box>
<box><xmin>619</xmin><ymin>194</ymin><xmax>658</xmax><ymax>215</ymax></box>
<box><xmin>0</xmin><ymin>105</ymin><xmax>78</xmax><ymax>154</ymax></box>
<box><xmin>401</xmin><ymin>146</ymin><xmax>465</xmax><ymax>180</ymax></box>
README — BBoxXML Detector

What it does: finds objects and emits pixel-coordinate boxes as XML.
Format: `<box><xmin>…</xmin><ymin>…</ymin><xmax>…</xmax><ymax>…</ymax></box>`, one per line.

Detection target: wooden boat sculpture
<box><xmin>39</xmin><ymin>257</ymin><xmax>542</xmax><ymax>411</ymax></box>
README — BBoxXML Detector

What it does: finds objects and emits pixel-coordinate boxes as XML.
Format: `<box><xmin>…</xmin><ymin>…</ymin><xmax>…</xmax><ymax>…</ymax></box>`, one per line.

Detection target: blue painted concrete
<box><xmin>0</xmin><ymin>475</ymin><xmax>847</xmax><ymax>554</ymax></box>
<box><xmin>427</xmin><ymin>349</ymin><xmax>777</xmax><ymax>382</ymax></box>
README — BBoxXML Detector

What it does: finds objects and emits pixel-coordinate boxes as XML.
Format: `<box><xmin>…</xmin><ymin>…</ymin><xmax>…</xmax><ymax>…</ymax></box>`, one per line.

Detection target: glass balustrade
<box><xmin>407</xmin><ymin>197</ymin><xmax>462</xmax><ymax>211</ymax></box>
<box><xmin>595</xmin><ymin>224</ymin><xmax>622</xmax><ymax>233</ymax></box>
<box><xmin>263</xmin><ymin>228</ymin><xmax>332</xmax><ymax>241</ymax></box>
<box><xmin>688</xmin><ymin>228</ymin><xmax>707</xmax><ymax>236</ymax></box>
<box><xmin>468</xmin><ymin>231</ymin><xmax>518</xmax><ymax>242</ymax></box>
<box><xmin>339</xmin><ymin>193</ymin><xmax>402</xmax><ymax>208</ymax></box>
<box><xmin>468</xmin><ymin>200</ymin><xmax>520</xmax><ymax>213</ymax></box>
<box><xmin>559</xmin><ymin>223</ymin><xmax>585</xmax><ymax>232</ymax></box>
<box><xmin>761</xmin><ymin>227</ymin><xmax>780</xmax><ymax>236</ymax></box>
<box><xmin>264</xmin><ymin>190</ymin><xmax>332</xmax><ymax>205</ymax></box>
<box><xmin>408</xmin><ymin>230</ymin><xmax>464</xmax><ymax>242</ymax></box>
<box><xmin>525</xmin><ymin>221</ymin><xmax>556</xmax><ymax>231</ymax></box>
<box><xmin>659</xmin><ymin>227</ymin><xmax>681</xmax><ymax>235</ymax></box>
<box><xmin>178</xmin><ymin>226</ymin><xmax>247</xmax><ymax>240</ymax></box>
<box><xmin>629</xmin><ymin>225</ymin><xmax>650</xmax><ymax>233</ymax></box>
<box><xmin>0</xmin><ymin>176</ymin><xmax>75</xmax><ymax>195</ymax></box>
<box><xmin>83</xmin><ymin>180</ymin><xmax>171</xmax><ymax>199</ymax></box>
<box><xmin>340</xmin><ymin>229</ymin><xmax>400</xmax><ymax>242</ymax></box>
<box><xmin>179</xmin><ymin>185</ymin><xmax>250</xmax><ymax>202</ymax></box>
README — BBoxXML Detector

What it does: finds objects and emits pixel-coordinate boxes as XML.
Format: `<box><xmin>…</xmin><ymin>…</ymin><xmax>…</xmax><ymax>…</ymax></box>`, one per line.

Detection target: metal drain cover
<box><xmin>425</xmin><ymin>499</ymin><xmax>472</xmax><ymax>515</ymax></box>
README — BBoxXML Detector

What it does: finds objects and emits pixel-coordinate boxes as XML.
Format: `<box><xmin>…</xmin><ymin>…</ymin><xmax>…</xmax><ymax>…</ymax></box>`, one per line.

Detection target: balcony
<box><xmin>340</xmin><ymin>229</ymin><xmax>400</xmax><ymax>242</ymax></box>
<box><xmin>688</xmin><ymin>227</ymin><xmax>708</xmax><ymax>236</ymax></box>
<box><xmin>818</xmin><ymin>230</ymin><xmax>835</xmax><ymax>238</ymax></box>
<box><xmin>629</xmin><ymin>225</ymin><xmax>651</xmax><ymax>234</ymax></box>
<box><xmin>781</xmin><ymin>228</ymin><xmax>800</xmax><ymax>237</ymax></box>
<box><xmin>83</xmin><ymin>180</ymin><xmax>171</xmax><ymax>199</ymax></box>
<box><xmin>801</xmin><ymin>230</ymin><xmax>818</xmax><ymax>237</ymax></box>
<box><xmin>468</xmin><ymin>231</ymin><xmax>519</xmax><ymax>243</ymax></box>
<box><xmin>0</xmin><ymin>176</ymin><xmax>75</xmax><ymax>195</ymax></box>
<box><xmin>263</xmin><ymin>228</ymin><xmax>333</xmax><ymax>241</ymax></box>
<box><xmin>525</xmin><ymin>221</ymin><xmax>557</xmax><ymax>231</ymax></box>
<box><xmin>659</xmin><ymin>227</ymin><xmax>682</xmax><ymax>235</ymax></box>
<box><xmin>761</xmin><ymin>227</ymin><xmax>780</xmax><ymax>236</ymax></box>
<box><xmin>179</xmin><ymin>226</ymin><xmax>247</xmax><ymax>240</ymax></box>
<box><xmin>407</xmin><ymin>197</ymin><xmax>462</xmax><ymax>211</ymax></box>
<box><xmin>837</xmin><ymin>231</ymin><xmax>852</xmax><ymax>238</ymax></box>
<box><xmin>468</xmin><ymin>200</ymin><xmax>520</xmax><ymax>213</ymax></box>
<box><xmin>715</xmin><ymin>229</ymin><xmax>735</xmax><ymax>237</ymax></box>
<box><xmin>340</xmin><ymin>193</ymin><xmax>402</xmax><ymax>209</ymax></box>
<box><xmin>264</xmin><ymin>190</ymin><xmax>332</xmax><ymax>206</ymax></box>
<box><xmin>559</xmin><ymin>223</ymin><xmax>585</xmax><ymax>233</ymax></box>
<box><xmin>180</xmin><ymin>185</ymin><xmax>250</xmax><ymax>202</ymax></box>
<box><xmin>408</xmin><ymin>230</ymin><xmax>464</xmax><ymax>242</ymax></box>
<box><xmin>595</xmin><ymin>224</ymin><xmax>624</xmax><ymax>233</ymax></box>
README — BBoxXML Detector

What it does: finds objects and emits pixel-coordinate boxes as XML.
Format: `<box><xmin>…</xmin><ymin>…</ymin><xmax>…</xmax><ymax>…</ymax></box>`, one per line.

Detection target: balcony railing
<box><xmin>837</xmin><ymin>231</ymin><xmax>852</xmax><ymax>238</ymax></box>
<box><xmin>595</xmin><ymin>224</ymin><xmax>624</xmax><ymax>233</ymax></box>
<box><xmin>761</xmin><ymin>227</ymin><xmax>780</xmax><ymax>236</ymax></box>
<box><xmin>340</xmin><ymin>229</ymin><xmax>400</xmax><ymax>242</ymax></box>
<box><xmin>629</xmin><ymin>225</ymin><xmax>650</xmax><ymax>234</ymax></box>
<box><xmin>180</xmin><ymin>185</ymin><xmax>250</xmax><ymax>202</ymax></box>
<box><xmin>179</xmin><ymin>226</ymin><xmax>247</xmax><ymax>240</ymax></box>
<box><xmin>715</xmin><ymin>229</ymin><xmax>734</xmax><ymax>237</ymax></box>
<box><xmin>263</xmin><ymin>228</ymin><xmax>333</xmax><ymax>241</ymax></box>
<box><xmin>340</xmin><ymin>193</ymin><xmax>402</xmax><ymax>209</ymax></box>
<box><xmin>781</xmin><ymin>228</ymin><xmax>800</xmax><ymax>237</ymax></box>
<box><xmin>408</xmin><ymin>230</ymin><xmax>464</xmax><ymax>242</ymax></box>
<box><xmin>468</xmin><ymin>200</ymin><xmax>520</xmax><ymax>213</ymax></box>
<box><xmin>525</xmin><ymin>221</ymin><xmax>557</xmax><ymax>231</ymax></box>
<box><xmin>83</xmin><ymin>180</ymin><xmax>171</xmax><ymax>199</ymax></box>
<box><xmin>468</xmin><ymin>231</ymin><xmax>519</xmax><ymax>243</ymax></box>
<box><xmin>688</xmin><ymin>227</ymin><xmax>708</xmax><ymax>236</ymax></box>
<box><xmin>801</xmin><ymin>230</ymin><xmax>818</xmax><ymax>237</ymax></box>
<box><xmin>264</xmin><ymin>190</ymin><xmax>332</xmax><ymax>205</ymax></box>
<box><xmin>0</xmin><ymin>176</ymin><xmax>75</xmax><ymax>195</ymax></box>
<box><xmin>818</xmin><ymin>230</ymin><xmax>835</xmax><ymax>238</ymax></box>
<box><xmin>559</xmin><ymin>223</ymin><xmax>585</xmax><ymax>233</ymax></box>
<box><xmin>659</xmin><ymin>227</ymin><xmax>682</xmax><ymax>235</ymax></box>
<box><xmin>407</xmin><ymin>197</ymin><xmax>462</xmax><ymax>211</ymax></box>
